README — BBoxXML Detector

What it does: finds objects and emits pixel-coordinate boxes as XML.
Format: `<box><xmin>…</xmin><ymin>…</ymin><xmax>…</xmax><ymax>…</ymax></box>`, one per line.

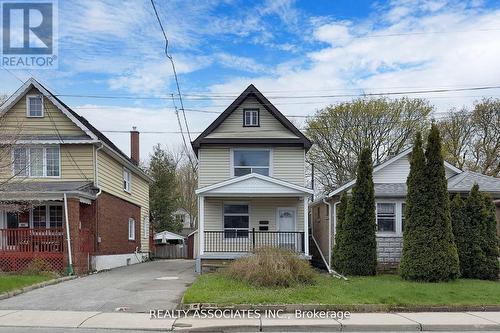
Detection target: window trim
<box><xmin>242</xmin><ymin>108</ymin><xmax>260</xmax><ymax>127</ymax></box>
<box><xmin>230</xmin><ymin>148</ymin><xmax>273</xmax><ymax>177</ymax></box>
<box><xmin>123</xmin><ymin>168</ymin><xmax>132</xmax><ymax>193</ymax></box>
<box><xmin>11</xmin><ymin>145</ymin><xmax>61</xmax><ymax>178</ymax></box>
<box><xmin>223</xmin><ymin>201</ymin><xmax>250</xmax><ymax>239</ymax></box>
<box><xmin>29</xmin><ymin>203</ymin><xmax>64</xmax><ymax>229</ymax></box>
<box><xmin>26</xmin><ymin>94</ymin><xmax>44</xmax><ymax>118</ymax></box>
<box><xmin>375</xmin><ymin>200</ymin><xmax>405</xmax><ymax>237</ymax></box>
<box><xmin>128</xmin><ymin>218</ymin><xmax>136</xmax><ymax>240</ymax></box>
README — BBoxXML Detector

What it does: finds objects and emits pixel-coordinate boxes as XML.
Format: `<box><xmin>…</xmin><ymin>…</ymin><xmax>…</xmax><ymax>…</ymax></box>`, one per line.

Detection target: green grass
<box><xmin>0</xmin><ymin>274</ymin><xmax>54</xmax><ymax>294</ymax></box>
<box><xmin>183</xmin><ymin>273</ymin><xmax>500</xmax><ymax>308</ymax></box>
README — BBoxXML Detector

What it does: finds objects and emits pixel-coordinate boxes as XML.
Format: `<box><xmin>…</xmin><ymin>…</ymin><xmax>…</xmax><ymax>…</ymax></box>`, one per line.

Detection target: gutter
<box><xmin>94</xmin><ymin>143</ymin><xmax>104</xmax><ymax>197</ymax></box>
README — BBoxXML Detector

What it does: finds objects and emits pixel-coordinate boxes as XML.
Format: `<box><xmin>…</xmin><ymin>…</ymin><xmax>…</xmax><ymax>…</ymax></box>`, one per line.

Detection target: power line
<box><xmin>150</xmin><ymin>0</ymin><xmax>194</xmax><ymax>152</ymax></box>
<box><xmin>53</xmin><ymin>84</ymin><xmax>500</xmax><ymax>101</ymax></box>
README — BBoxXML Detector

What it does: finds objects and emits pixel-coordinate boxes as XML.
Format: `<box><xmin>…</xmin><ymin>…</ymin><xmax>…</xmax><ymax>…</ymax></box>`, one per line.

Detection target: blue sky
<box><xmin>2</xmin><ymin>0</ymin><xmax>500</xmax><ymax>160</ymax></box>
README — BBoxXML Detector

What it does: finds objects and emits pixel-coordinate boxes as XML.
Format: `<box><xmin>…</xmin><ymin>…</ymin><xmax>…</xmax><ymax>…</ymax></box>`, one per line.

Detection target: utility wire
<box><xmin>150</xmin><ymin>0</ymin><xmax>193</xmax><ymax>145</ymax></box>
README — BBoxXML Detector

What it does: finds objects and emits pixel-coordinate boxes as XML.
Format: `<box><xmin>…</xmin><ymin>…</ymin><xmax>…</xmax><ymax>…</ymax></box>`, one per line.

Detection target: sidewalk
<box><xmin>0</xmin><ymin>310</ymin><xmax>499</xmax><ymax>331</ymax></box>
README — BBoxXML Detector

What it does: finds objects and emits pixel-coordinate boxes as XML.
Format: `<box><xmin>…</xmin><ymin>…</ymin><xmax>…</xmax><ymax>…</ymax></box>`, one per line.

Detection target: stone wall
<box><xmin>376</xmin><ymin>236</ymin><xmax>403</xmax><ymax>272</ymax></box>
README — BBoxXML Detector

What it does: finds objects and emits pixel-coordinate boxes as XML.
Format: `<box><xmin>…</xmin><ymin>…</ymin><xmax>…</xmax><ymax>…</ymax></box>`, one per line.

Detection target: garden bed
<box><xmin>0</xmin><ymin>273</ymin><xmax>56</xmax><ymax>294</ymax></box>
<box><xmin>183</xmin><ymin>273</ymin><xmax>500</xmax><ymax>310</ymax></box>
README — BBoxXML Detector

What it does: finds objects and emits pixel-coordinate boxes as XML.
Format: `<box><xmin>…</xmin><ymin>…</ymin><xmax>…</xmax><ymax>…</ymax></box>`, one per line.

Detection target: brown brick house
<box><xmin>0</xmin><ymin>78</ymin><xmax>152</xmax><ymax>274</ymax></box>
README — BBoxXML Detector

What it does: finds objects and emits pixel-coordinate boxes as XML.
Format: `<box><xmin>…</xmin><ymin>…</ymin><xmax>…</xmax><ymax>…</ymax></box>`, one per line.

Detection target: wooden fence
<box><xmin>153</xmin><ymin>244</ymin><xmax>187</xmax><ymax>259</ymax></box>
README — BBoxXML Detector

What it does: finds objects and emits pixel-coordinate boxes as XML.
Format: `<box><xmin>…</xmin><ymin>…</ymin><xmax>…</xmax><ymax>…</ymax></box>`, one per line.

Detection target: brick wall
<box><xmin>96</xmin><ymin>192</ymin><xmax>141</xmax><ymax>255</ymax></box>
<box><xmin>376</xmin><ymin>236</ymin><xmax>403</xmax><ymax>272</ymax></box>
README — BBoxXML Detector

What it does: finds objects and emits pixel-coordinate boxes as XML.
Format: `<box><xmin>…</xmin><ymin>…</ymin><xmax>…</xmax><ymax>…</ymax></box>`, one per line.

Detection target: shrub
<box><xmin>332</xmin><ymin>192</ymin><xmax>348</xmax><ymax>269</ymax></box>
<box><xmin>450</xmin><ymin>193</ymin><xmax>466</xmax><ymax>275</ymax></box>
<box><xmin>333</xmin><ymin>148</ymin><xmax>377</xmax><ymax>276</ymax></box>
<box><xmin>400</xmin><ymin>127</ymin><xmax>459</xmax><ymax>282</ymax></box>
<box><xmin>224</xmin><ymin>247</ymin><xmax>316</xmax><ymax>287</ymax></box>
<box><xmin>461</xmin><ymin>185</ymin><xmax>499</xmax><ymax>280</ymax></box>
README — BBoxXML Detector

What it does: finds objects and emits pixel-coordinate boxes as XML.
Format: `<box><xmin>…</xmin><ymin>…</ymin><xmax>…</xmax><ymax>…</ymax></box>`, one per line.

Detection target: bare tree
<box><xmin>305</xmin><ymin>97</ymin><xmax>432</xmax><ymax>193</ymax></box>
<box><xmin>439</xmin><ymin>98</ymin><xmax>500</xmax><ymax>177</ymax></box>
<box><xmin>175</xmin><ymin>160</ymin><xmax>198</xmax><ymax>228</ymax></box>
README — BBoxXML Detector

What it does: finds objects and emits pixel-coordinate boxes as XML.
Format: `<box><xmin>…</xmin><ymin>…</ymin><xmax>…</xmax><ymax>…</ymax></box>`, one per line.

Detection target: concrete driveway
<box><xmin>0</xmin><ymin>259</ymin><xmax>196</xmax><ymax>313</ymax></box>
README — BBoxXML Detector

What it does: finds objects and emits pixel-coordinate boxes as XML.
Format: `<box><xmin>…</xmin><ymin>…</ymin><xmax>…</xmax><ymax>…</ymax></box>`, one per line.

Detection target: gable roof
<box><xmin>196</xmin><ymin>172</ymin><xmax>314</xmax><ymax>196</ymax></box>
<box><xmin>327</xmin><ymin>147</ymin><xmax>462</xmax><ymax>197</ymax></box>
<box><xmin>191</xmin><ymin>84</ymin><xmax>312</xmax><ymax>155</ymax></box>
<box><xmin>0</xmin><ymin>78</ymin><xmax>151</xmax><ymax>182</ymax></box>
<box><xmin>448</xmin><ymin>171</ymin><xmax>500</xmax><ymax>195</ymax></box>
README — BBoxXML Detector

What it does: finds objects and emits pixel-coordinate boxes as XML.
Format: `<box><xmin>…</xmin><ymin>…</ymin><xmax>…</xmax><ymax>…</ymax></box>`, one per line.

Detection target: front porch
<box><xmin>195</xmin><ymin>174</ymin><xmax>313</xmax><ymax>268</ymax></box>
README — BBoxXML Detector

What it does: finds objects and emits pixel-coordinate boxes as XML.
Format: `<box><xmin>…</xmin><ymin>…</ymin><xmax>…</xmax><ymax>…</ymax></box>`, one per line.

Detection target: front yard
<box><xmin>184</xmin><ymin>273</ymin><xmax>500</xmax><ymax>309</ymax></box>
<box><xmin>0</xmin><ymin>274</ymin><xmax>55</xmax><ymax>294</ymax></box>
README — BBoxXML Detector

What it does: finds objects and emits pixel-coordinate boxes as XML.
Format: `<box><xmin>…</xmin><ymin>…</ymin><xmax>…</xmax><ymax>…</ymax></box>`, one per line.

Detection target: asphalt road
<box><xmin>0</xmin><ymin>259</ymin><xmax>196</xmax><ymax>312</ymax></box>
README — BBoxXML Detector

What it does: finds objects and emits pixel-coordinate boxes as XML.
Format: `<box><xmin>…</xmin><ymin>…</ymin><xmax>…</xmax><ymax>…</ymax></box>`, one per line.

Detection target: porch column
<box><xmin>198</xmin><ymin>196</ymin><xmax>205</xmax><ymax>256</ymax></box>
<box><xmin>303</xmin><ymin>195</ymin><xmax>309</xmax><ymax>256</ymax></box>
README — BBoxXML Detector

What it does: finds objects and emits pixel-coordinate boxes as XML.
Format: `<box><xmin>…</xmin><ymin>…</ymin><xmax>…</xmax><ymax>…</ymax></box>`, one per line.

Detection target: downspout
<box><xmin>324</xmin><ymin>198</ymin><xmax>347</xmax><ymax>280</ymax></box>
<box><xmin>63</xmin><ymin>193</ymin><xmax>74</xmax><ymax>276</ymax></box>
<box><xmin>94</xmin><ymin>143</ymin><xmax>104</xmax><ymax>256</ymax></box>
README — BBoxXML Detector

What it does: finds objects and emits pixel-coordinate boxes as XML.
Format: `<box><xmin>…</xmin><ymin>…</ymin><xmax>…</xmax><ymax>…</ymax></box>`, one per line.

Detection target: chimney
<box><xmin>130</xmin><ymin>126</ymin><xmax>139</xmax><ymax>165</ymax></box>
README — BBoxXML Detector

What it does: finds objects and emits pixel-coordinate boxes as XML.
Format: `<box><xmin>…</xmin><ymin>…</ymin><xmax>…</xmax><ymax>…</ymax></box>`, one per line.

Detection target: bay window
<box><xmin>224</xmin><ymin>204</ymin><xmax>249</xmax><ymax>238</ymax></box>
<box><xmin>233</xmin><ymin>149</ymin><xmax>270</xmax><ymax>176</ymax></box>
<box><xmin>12</xmin><ymin>146</ymin><xmax>60</xmax><ymax>177</ymax></box>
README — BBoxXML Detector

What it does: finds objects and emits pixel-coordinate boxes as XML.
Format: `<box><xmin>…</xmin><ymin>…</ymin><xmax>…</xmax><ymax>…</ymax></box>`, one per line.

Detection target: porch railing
<box><xmin>204</xmin><ymin>229</ymin><xmax>304</xmax><ymax>253</ymax></box>
<box><xmin>0</xmin><ymin>229</ymin><xmax>64</xmax><ymax>253</ymax></box>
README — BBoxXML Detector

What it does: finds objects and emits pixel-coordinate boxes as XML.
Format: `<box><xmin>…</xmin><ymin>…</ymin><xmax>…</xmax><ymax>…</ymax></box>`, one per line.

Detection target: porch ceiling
<box><xmin>0</xmin><ymin>181</ymin><xmax>97</xmax><ymax>201</ymax></box>
<box><xmin>195</xmin><ymin>173</ymin><xmax>314</xmax><ymax>197</ymax></box>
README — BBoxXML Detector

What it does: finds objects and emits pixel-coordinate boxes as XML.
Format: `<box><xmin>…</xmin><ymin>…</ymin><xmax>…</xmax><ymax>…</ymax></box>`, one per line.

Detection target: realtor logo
<box><xmin>1</xmin><ymin>0</ymin><xmax>58</xmax><ymax>68</ymax></box>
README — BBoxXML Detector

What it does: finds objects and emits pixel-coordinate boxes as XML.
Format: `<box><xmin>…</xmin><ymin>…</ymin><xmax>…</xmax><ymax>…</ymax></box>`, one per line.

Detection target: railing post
<box><xmin>301</xmin><ymin>232</ymin><xmax>305</xmax><ymax>253</ymax></box>
<box><xmin>252</xmin><ymin>228</ymin><xmax>255</xmax><ymax>251</ymax></box>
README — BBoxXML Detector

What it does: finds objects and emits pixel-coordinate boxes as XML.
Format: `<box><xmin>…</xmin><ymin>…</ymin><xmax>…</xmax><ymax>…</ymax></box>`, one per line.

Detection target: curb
<box><xmin>0</xmin><ymin>275</ymin><xmax>77</xmax><ymax>301</ymax></box>
<box><xmin>181</xmin><ymin>303</ymin><xmax>500</xmax><ymax>313</ymax></box>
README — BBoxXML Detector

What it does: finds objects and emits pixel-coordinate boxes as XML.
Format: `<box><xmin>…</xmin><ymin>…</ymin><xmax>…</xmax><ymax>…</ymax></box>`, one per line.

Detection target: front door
<box><xmin>277</xmin><ymin>208</ymin><xmax>296</xmax><ymax>249</ymax></box>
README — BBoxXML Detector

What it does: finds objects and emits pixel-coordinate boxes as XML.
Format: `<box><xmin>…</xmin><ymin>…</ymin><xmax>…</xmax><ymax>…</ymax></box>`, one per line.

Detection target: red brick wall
<box><xmin>95</xmin><ymin>191</ymin><xmax>141</xmax><ymax>255</ymax></box>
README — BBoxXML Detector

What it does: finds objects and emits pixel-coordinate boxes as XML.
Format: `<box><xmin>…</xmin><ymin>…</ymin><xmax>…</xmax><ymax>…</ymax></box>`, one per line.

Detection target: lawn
<box><xmin>183</xmin><ymin>273</ymin><xmax>500</xmax><ymax>308</ymax></box>
<box><xmin>0</xmin><ymin>274</ymin><xmax>55</xmax><ymax>294</ymax></box>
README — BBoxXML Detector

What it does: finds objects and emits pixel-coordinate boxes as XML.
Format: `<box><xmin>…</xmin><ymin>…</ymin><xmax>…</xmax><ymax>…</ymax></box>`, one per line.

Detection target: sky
<box><xmin>1</xmin><ymin>0</ymin><xmax>500</xmax><ymax>162</ymax></box>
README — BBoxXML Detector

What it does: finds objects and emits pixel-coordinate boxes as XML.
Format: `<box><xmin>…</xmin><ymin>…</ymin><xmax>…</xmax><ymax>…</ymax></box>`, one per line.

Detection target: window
<box><xmin>376</xmin><ymin>203</ymin><xmax>396</xmax><ymax>232</ymax></box>
<box><xmin>233</xmin><ymin>150</ymin><xmax>270</xmax><ymax>176</ymax></box>
<box><xmin>123</xmin><ymin>168</ymin><xmax>131</xmax><ymax>192</ymax></box>
<box><xmin>128</xmin><ymin>218</ymin><xmax>135</xmax><ymax>240</ymax></box>
<box><xmin>223</xmin><ymin>204</ymin><xmax>249</xmax><ymax>238</ymax></box>
<box><xmin>32</xmin><ymin>206</ymin><xmax>47</xmax><ymax>229</ymax></box>
<box><xmin>27</xmin><ymin>95</ymin><xmax>43</xmax><ymax>117</ymax></box>
<box><xmin>243</xmin><ymin>109</ymin><xmax>259</xmax><ymax>127</ymax></box>
<box><xmin>49</xmin><ymin>206</ymin><xmax>63</xmax><ymax>228</ymax></box>
<box><xmin>12</xmin><ymin>146</ymin><xmax>60</xmax><ymax>178</ymax></box>
<box><xmin>143</xmin><ymin>217</ymin><xmax>150</xmax><ymax>239</ymax></box>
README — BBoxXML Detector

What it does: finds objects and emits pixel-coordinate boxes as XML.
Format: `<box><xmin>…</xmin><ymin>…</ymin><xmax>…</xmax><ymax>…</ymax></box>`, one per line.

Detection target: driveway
<box><xmin>0</xmin><ymin>259</ymin><xmax>196</xmax><ymax>313</ymax></box>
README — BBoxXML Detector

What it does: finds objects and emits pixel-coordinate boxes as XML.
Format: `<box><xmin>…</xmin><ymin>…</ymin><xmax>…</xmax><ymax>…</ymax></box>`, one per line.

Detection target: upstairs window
<box><xmin>123</xmin><ymin>168</ymin><xmax>132</xmax><ymax>193</ymax></box>
<box><xmin>233</xmin><ymin>149</ymin><xmax>270</xmax><ymax>176</ymax></box>
<box><xmin>27</xmin><ymin>95</ymin><xmax>43</xmax><ymax>117</ymax></box>
<box><xmin>12</xmin><ymin>146</ymin><xmax>60</xmax><ymax>177</ymax></box>
<box><xmin>243</xmin><ymin>109</ymin><xmax>259</xmax><ymax>127</ymax></box>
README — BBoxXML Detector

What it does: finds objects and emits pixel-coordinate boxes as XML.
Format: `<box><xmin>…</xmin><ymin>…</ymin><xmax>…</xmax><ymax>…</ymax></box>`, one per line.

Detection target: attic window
<box><xmin>27</xmin><ymin>95</ymin><xmax>43</xmax><ymax>117</ymax></box>
<box><xmin>243</xmin><ymin>109</ymin><xmax>259</xmax><ymax>127</ymax></box>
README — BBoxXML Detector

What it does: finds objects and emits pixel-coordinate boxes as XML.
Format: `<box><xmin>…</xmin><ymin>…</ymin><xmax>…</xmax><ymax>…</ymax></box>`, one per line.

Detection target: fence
<box><xmin>153</xmin><ymin>244</ymin><xmax>187</xmax><ymax>259</ymax></box>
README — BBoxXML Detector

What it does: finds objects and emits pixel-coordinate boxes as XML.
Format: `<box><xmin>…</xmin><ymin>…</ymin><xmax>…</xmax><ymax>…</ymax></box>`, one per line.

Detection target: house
<box><xmin>172</xmin><ymin>207</ymin><xmax>196</xmax><ymax>237</ymax></box>
<box><xmin>191</xmin><ymin>84</ymin><xmax>314</xmax><ymax>272</ymax></box>
<box><xmin>310</xmin><ymin>147</ymin><xmax>500</xmax><ymax>272</ymax></box>
<box><xmin>0</xmin><ymin>78</ymin><xmax>152</xmax><ymax>274</ymax></box>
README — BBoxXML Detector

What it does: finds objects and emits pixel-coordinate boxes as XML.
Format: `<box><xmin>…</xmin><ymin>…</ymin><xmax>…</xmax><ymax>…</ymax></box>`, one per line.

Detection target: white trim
<box><xmin>11</xmin><ymin>145</ymin><xmax>61</xmax><ymax>178</ymax></box>
<box><xmin>2</xmin><ymin>139</ymin><xmax>97</xmax><ymax>145</ymax></box>
<box><xmin>123</xmin><ymin>167</ymin><xmax>132</xmax><ymax>193</ymax></box>
<box><xmin>195</xmin><ymin>173</ymin><xmax>314</xmax><ymax>195</ymax></box>
<box><xmin>128</xmin><ymin>218</ymin><xmax>136</xmax><ymax>240</ymax></box>
<box><xmin>303</xmin><ymin>195</ymin><xmax>309</xmax><ymax>256</ymax></box>
<box><xmin>26</xmin><ymin>94</ymin><xmax>44</xmax><ymax>118</ymax></box>
<box><xmin>198</xmin><ymin>196</ymin><xmax>205</xmax><ymax>255</ymax></box>
<box><xmin>0</xmin><ymin>79</ymin><xmax>98</xmax><ymax>140</ymax></box>
<box><xmin>230</xmin><ymin>147</ymin><xmax>272</xmax><ymax>177</ymax></box>
<box><xmin>327</xmin><ymin>147</ymin><xmax>463</xmax><ymax>197</ymax></box>
<box><xmin>375</xmin><ymin>199</ymin><xmax>405</xmax><ymax>237</ymax></box>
